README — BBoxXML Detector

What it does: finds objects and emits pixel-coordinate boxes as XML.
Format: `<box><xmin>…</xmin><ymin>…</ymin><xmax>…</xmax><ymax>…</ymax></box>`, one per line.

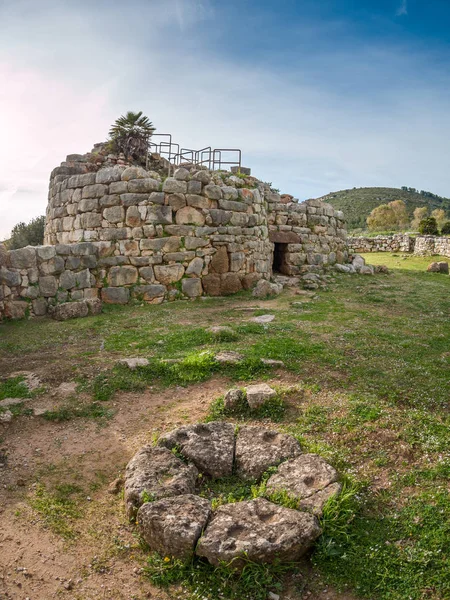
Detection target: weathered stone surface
<box><xmin>39</xmin><ymin>276</ymin><xmax>58</xmax><ymax>297</ymax></box>
<box><xmin>146</xmin><ymin>206</ymin><xmax>173</xmax><ymax>224</ymax></box>
<box><xmin>245</xmin><ymin>383</ymin><xmax>276</xmax><ymax>409</ymax></box>
<box><xmin>269</xmin><ymin>231</ymin><xmax>301</xmax><ymax>244</ymax></box>
<box><xmin>128</xmin><ymin>178</ymin><xmax>159</xmax><ymax>193</ymax></box>
<box><xmin>163</xmin><ymin>178</ymin><xmax>187</xmax><ymax>194</ymax></box>
<box><xmin>252</xmin><ymin>279</ymin><xmax>282</xmax><ymax>298</ymax></box>
<box><xmin>215</xmin><ymin>351</ymin><xmax>243</xmax><ymax>364</ymax></box>
<box><xmin>9</xmin><ymin>247</ymin><xmax>37</xmax><ymax>269</ymax></box>
<box><xmin>118</xmin><ymin>358</ymin><xmax>150</xmax><ymax>369</ymax></box>
<box><xmin>159</xmin><ymin>421</ymin><xmax>235</xmax><ymax>478</ymax></box>
<box><xmin>138</xmin><ymin>494</ymin><xmax>211</xmax><ymax>559</ymax></box>
<box><xmin>124</xmin><ymin>445</ymin><xmax>198</xmax><ymax>519</ymax></box>
<box><xmin>108</xmin><ymin>266</ymin><xmax>138</xmax><ymax>286</ymax></box>
<box><xmin>182</xmin><ymin>277</ymin><xmax>202</xmax><ymax>297</ymax></box>
<box><xmin>101</xmin><ymin>287</ymin><xmax>130</xmax><ymax>304</ymax></box>
<box><xmin>250</xmin><ymin>314</ymin><xmax>275</xmax><ymax>324</ymax></box>
<box><xmin>427</xmin><ymin>261</ymin><xmax>449</xmax><ymax>274</ymax></box>
<box><xmin>235</xmin><ymin>427</ymin><xmax>302</xmax><ymax>480</ymax></box>
<box><xmin>223</xmin><ymin>388</ymin><xmax>244</xmax><ymax>410</ymax></box>
<box><xmin>51</xmin><ymin>300</ymin><xmax>89</xmax><ymax>321</ymax></box>
<box><xmin>186</xmin><ymin>257</ymin><xmax>203</xmax><ymax>276</ymax></box>
<box><xmin>266</xmin><ymin>454</ymin><xmax>340</xmax><ymax>516</ymax></box>
<box><xmin>209</xmin><ymin>246</ymin><xmax>229</xmax><ymax>274</ymax></box>
<box><xmin>154</xmin><ymin>264</ymin><xmax>184</xmax><ymax>285</ymax></box>
<box><xmin>121</xmin><ymin>166</ymin><xmax>148</xmax><ymax>181</ymax></box>
<box><xmin>220</xmin><ymin>273</ymin><xmax>242</xmax><ymax>295</ymax></box>
<box><xmin>196</xmin><ymin>497</ymin><xmax>321</xmax><ymax>568</ymax></box>
<box><xmin>175</xmin><ymin>206</ymin><xmax>205</xmax><ymax>226</ymax></box>
<box><xmin>96</xmin><ymin>166</ymin><xmax>125</xmax><ymax>184</ymax></box>
<box><xmin>174</xmin><ymin>168</ymin><xmax>190</xmax><ymax>181</ymax></box>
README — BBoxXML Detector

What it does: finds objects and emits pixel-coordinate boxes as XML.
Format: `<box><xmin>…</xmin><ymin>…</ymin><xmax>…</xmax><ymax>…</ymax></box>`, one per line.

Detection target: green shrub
<box><xmin>441</xmin><ymin>221</ymin><xmax>450</xmax><ymax>235</ymax></box>
<box><xmin>418</xmin><ymin>217</ymin><xmax>439</xmax><ymax>235</ymax></box>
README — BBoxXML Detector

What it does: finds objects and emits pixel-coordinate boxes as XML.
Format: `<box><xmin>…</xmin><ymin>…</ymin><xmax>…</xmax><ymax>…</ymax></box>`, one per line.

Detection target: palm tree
<box><xmin>108</xmin><ymin>111</ymin><xmax>156</xmax><ymax>163</ymax></box>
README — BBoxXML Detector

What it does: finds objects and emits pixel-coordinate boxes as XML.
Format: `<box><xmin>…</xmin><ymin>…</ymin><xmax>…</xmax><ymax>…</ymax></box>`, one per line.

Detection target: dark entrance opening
<box><xmin>273</xmin><ymin>242</ymin><xmax>288</xmax><ymax>274</ymax></box>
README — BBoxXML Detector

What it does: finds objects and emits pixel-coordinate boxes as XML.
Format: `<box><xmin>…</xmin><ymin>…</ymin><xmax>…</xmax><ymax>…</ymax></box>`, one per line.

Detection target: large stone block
<box><xmin>138</xmin><ymin>495</ymin><xmax>211</xmax><ymax>560</ymax></box>
<box><xmin>182</xmin><ymin>277</ymin><xmax>202</xmax><ymax>297</ymax></box>
<box><xmin>175</xmin><ymin>206</ymin><xmax>205</xmax><ymax>226</ymax></box>
<box><xmin>128</xmin><ymin>178</ymin><xmax>160</xmax><ymax>193</ymax></box>
<box><xmin>51</xmin><ymin>300</ymin><xmax>89</xmax><ymax>321</ymax></box>
<box><xmin>39</xmin><ymin>275</ymin><xmax>58</xmax><ymax>297</ymax></box>
<box><xmin>203</xmin><ymin>184</ymin><xmax>222</xmax><ymax>200</ymax></box>
<box><xmin>209</xmin><ymin>246</ymin><xmax>229</xmax><ymax>274</ymax></box>
<box><xmin>163</xmin><ymin>178</ymin><xmax>187</xmax><ymax>194</ymax></box>
<box><xmin>108</xmin><ymin>266</ymin><xmax>138</xmax><ymax>286</ymax></box>
<box><xmin>96</xmin><ymin>166</ymin><xmax>125</xmax><ymax>184</ymax></box>
<box><xmin>9</xmin><ymin>247</ymin><xmax>37</xmax><ymax>269</ymax></box>
<box><xmin>81</xmin><ymin>212</ymin><xmax>102</xmax><ymax>228</ymax></box>
<box><xmin>101</xmin><ymin>287</ymin><xmax>130</xmax><ymax>304</ymax></box>
<box><xmin>82</xmin><ymin>184</ymin><xmax>107</xmax><ymax>199</ymax></box>
<box><xmin>146</xmin><ymin>206</ymin><xmax>173</xmax><ymax>225</ymax></box>
<box><xmin>103</xmin><ymin>206</ymin><xmax>125</xmax><ymax>224</ymax></box>
<box><xmin>154</xmin><ymin>264</ymin><xmax>184</xmax><ymax>285</ymax></box>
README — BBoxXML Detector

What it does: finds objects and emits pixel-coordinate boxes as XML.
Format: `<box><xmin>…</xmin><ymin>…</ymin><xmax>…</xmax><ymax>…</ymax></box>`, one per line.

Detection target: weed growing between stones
<box><xmin>206</xmin><ymin>391</ymin><xmax>287</xmax><ymax>423</ymax></box>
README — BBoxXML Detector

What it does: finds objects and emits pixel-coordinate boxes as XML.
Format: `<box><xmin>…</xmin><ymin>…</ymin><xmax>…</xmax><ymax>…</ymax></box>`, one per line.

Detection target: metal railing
<box><xmin>148</xmin><ymin>134</ymin><xmax>242</xmax><ymax>174</ymax></box>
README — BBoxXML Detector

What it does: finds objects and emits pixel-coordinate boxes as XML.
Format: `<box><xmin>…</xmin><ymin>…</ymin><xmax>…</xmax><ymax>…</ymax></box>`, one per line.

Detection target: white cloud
<box><xmin>396</xmin><ymin>0</ymin><xmax>408</xmax><ymax>17</ymax></box>
<box><xmin>1</xmin><ymin>0</ymin><xmax>449</xmax><ymax>240</ymax></box>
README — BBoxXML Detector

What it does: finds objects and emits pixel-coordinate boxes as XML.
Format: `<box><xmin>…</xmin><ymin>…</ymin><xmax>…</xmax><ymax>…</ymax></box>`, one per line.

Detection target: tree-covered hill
<box><xmin>319</xmin><ymin>187</ymin><xmax>450</xmax><ymax>231</ymax></box>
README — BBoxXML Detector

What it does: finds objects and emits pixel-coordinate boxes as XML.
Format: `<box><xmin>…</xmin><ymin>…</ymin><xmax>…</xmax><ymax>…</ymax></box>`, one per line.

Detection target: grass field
<box><xmin>0</xmin><ymin>255</ymin><xmax>449</xmax><ymax>600</ymax></box>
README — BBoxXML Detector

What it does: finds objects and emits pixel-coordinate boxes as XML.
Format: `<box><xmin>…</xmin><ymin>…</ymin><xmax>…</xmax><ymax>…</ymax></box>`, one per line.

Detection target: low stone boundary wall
<box><xmin>347</xmin><ymin>234</ymin><xmax>414</xmax><ymax>254</ymax></box>
<box><xmin>414</xmin><ymin>236</ymin><xmax>450</xmax><ymax>257</ymax></box>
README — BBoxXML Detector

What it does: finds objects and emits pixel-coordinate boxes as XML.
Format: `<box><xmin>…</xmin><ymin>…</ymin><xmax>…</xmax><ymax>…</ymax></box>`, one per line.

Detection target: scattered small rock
<box><xmin>215</xmin><ymin>351</ymin><xmax>244</xmax><ymax>364</ymax></box>
<box><xmin>0</xmin><ymin>411</ymin><xmax>13</xmax><ymax>423</ymax></box>
<box><xmin>223</xmin><ymin>388</ymin><xmax>244</xmax><ymax>410</ymax></box>
<box><xmin>245</xmin><ymin>383</ymin><xmax>276</xmax><ymax>409</ymax></box>
<box><xmin>252</xmin><ymin>279</ymin><xmax>282</xmax><ymax>298</ymax></box>
<box><xmin>250</xmin><ymin>314</ymin><xmax>275</xmax><ymax>324</ymax></box>
<box><xmin>0</xmin><ymin>398</ymin><xmax>26</xmax><ymax>408</ymax></box>
<box><xmin>55</xmin><ymin>382</ymin><xmax>77</xmax><ymax>397</ymax></box>
<box><xmin>118</xmin><ymin>358</ymin><xmax>150</xmax><ymax>369</ymax></box>
<box><xmin>260</xmin><ymin>358</ymin><xmax>284</xmax><ymax>367</ymax></box>
<box><xmin>108</xmin><ymin>477</ymin><xmax>123</xmax><ymax>495</ymax></box>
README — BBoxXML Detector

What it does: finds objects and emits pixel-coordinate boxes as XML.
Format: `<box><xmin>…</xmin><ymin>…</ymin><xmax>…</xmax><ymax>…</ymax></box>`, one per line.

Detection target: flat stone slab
<box><xmin>124</xmin><ymin>445</ymin><xmax>198</xmax><ymax>519</ymax></box>
<box><xmin>266</xmin><ymin>454</ymin><xmax>340</xmax><ymax>516</ymax></box>
<box><xmin>159</xmin><ymin>421</ymin><xmax>235</xmax><ymax>478</ymax></box>
<box><xmin>118</xmin><ymin>358</ymin><xmax>150</xmax><ymax>369</ymax></box>
<box><xmin>250</xmin><ymin>314</ymin><xmax>275</xmax><ymax>324</ymax></box>
<box><xmin>0</xmin><ymin>397</ymin><xmax>27</xmax><ymax>408</ymax></box>
<box><xmin>196</xmin><ymin>497</ymin><xmax>321</xmax><ymax>568</ymax></box>
<box><xmin>235</xmin><ymin>427</ymin><xmax>302</xmax><ymax>480</ymax></box>
<box><xmin>245</xmin><ymin>383</ymin><xmax>276</xmax><ymax>409</ymax></box>
<box><xmin>215</xmin><ymin>351</ymin><xmax>244</xmax><ymax>364</ymax></box>
<box><xmin>138</xmin><ymin>494</ymin><xmax>211</xmax><ymax>559</ymax></box>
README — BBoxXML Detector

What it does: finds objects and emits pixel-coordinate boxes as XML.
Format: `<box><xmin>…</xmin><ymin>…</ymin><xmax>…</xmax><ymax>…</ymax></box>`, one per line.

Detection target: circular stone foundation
<box><xmin>125</xmin><ymin>421</ymin><xmax>341</xmax><ymax>568</ymax></box>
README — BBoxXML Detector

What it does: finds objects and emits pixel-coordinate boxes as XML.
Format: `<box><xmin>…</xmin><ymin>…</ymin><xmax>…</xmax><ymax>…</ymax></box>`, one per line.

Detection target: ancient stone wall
<box><xmin>347</xmin><ymin>234</ymin><xmax>414</xmax><ymax>254</ymax></box>
<box><xmin>1</xmin><ymin>151</ymin><xmax>348</xmax><ymax>322</ymax></box>
<box><xmin>348</xmin><ymin>233</ymin><xmax>450</xmax><ymax>258</ymax></box>
<box><xmin>414</xmin><ymin>236</ymin><xmax>450</xmax><ymax>257</ymax></box>
<box><xmin>267</xmin><ymin>197</ymin><xmax>347</xmax><ymax>274</ymax></box>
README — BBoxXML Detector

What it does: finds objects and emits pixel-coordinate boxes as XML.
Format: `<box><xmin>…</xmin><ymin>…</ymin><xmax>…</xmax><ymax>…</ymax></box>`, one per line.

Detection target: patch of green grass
<box><xmin>199</xmin><ymin>475</ymin><xmax>255</xmax><ymax>509</ymax></box>
<box><xmin>206</xmin><ymin>392</ymin><xmax>286</xmax><ymax>423</ymax></box>
<box><xmin>28</xmin><ymin>483</ymin><xmax>83</xmax><ymax>539</ymax></box>
<box><xmin>144</xmin><ymin>553</ymin><xmax>296</xmax><ymax>600</ymax></box>
<box><xmin>314</xmin><ymin>489</ymin><xmax>450</xmax><ymax>600</ymax></box>
<box><xmin>0</xmin><ymin>376</ymin><xmax>30</xmax><ymax>400</ymax></box>
<box><xmin>43</xmin><ymin>401</ymin><xmax>113</xmax><ymax>422</ymax></box>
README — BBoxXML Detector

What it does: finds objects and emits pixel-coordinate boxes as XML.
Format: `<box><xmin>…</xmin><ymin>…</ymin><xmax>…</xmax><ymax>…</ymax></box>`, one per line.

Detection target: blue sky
<box><xmin>1</xmin><ymin>0</ymin><xmax>450</xmax><ymax>237</ymax></box>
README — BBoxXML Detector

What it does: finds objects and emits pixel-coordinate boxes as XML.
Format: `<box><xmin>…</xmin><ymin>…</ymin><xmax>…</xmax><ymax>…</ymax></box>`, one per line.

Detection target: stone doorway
<box><xmin>272</xmin><ymin>242</ymin><xmax>288</xmax><ymax>274</ymax></box>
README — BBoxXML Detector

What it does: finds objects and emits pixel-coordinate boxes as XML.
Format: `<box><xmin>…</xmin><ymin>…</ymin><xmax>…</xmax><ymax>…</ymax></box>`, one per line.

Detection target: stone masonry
<box><xmin>0</xmin><ymin>146</ymin><xmax>348</xmax><ymax>321</ymax></box>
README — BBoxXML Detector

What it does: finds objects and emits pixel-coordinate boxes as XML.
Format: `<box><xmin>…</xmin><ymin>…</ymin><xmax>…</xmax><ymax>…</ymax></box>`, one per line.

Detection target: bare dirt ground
<box><xmin>0</xmin><ymin>375</ymin><xmax>356</xmax><ymax>600</ymax></box>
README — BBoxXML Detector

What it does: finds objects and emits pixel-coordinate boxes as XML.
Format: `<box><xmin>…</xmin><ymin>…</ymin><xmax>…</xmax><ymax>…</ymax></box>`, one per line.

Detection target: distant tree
<box><xmin>7</xmin><ymin>216</ymin><xmax>45</xmax><ymax>249</ymax></box>
<box><xmin>389</xmin><ymin>200</ymin><xmax>409</xmax><ymax>229</ymax></box>
<box><xmin>411</xmin><ymin>206</ymin><xmax>428</xmax><ymax>230</ymax></box>
<box><xmin>441</xmin><ymin>221</ymin><xmax>450</xmax><ymax>235</ymax></box>
<box><xmin>108</xmin><ymin>111</ymin><xmax>156</xmax><ymax>163</ymax></box>
<box><xmin>367</xmin><ymin>200</ymin><xmax>407</xmax><ymax>231</ymax></box>
<box><xmin>431</xmin><ymin>208</ymin><xmax>447</xmax><ymax>230</ymax></box>
<box><xmin>418</xmin><ymin>217</ymin><xmax>439</xmax><ymax>236</ymax></box>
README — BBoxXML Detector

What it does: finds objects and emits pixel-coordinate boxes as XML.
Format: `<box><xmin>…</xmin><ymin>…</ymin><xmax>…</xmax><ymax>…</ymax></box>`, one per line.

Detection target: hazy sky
<box><xmin>1</xmin><ymin>0</ymin><xmax>450</xmax><ymax>238</ymax></box>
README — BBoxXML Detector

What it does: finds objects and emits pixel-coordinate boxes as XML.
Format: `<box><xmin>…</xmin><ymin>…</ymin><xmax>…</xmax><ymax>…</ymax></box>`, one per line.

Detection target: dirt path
<box><xmin>0</xmin><ymin>376</ymin><xmax>356</xmax><ymax>600</ymax></box>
